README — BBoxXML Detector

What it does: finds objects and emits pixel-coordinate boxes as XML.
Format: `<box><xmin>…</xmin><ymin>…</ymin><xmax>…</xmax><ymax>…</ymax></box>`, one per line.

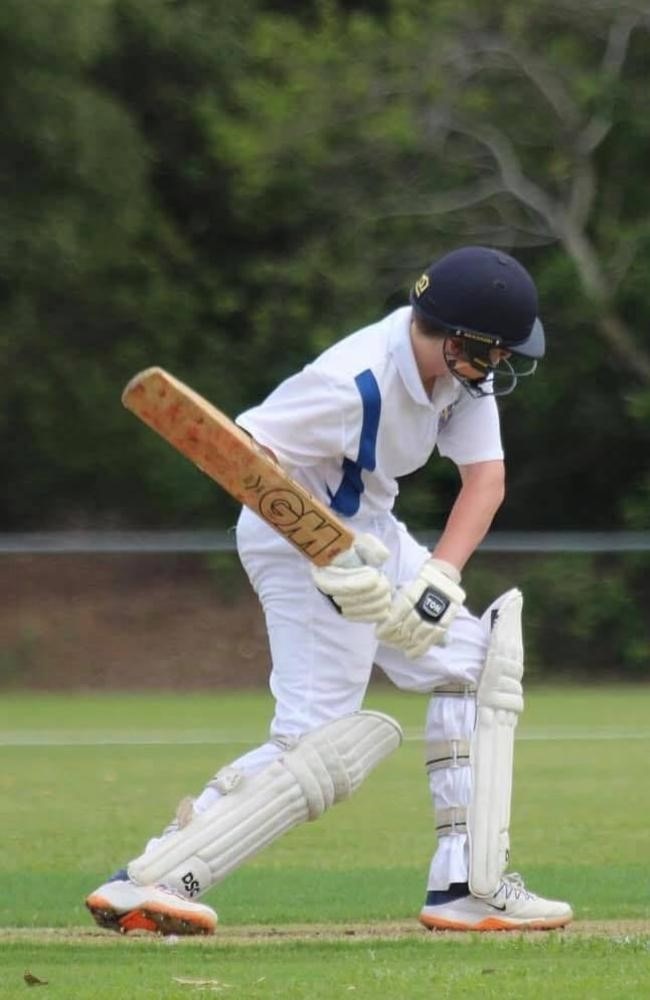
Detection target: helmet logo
<box><xmin>413</xmin><ymin>274</ymin><xmax>430</xmax><ymax>297</ymax></box>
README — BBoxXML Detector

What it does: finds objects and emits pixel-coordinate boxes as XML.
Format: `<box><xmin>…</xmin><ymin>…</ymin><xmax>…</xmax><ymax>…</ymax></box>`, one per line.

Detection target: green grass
<box><xmin>3</xmin><ymin>936</ymin><xmax>650</xmax><ymax>1000</ymax></box>
<box><xmin>0</xmin><ymin>686</ymin><xmax>648</xmax><ymax>998</ymax></box>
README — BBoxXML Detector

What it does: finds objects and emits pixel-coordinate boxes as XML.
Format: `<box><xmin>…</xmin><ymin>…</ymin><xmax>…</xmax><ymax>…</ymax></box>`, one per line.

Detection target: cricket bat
<box><xmin>122</xmin><ymin>367</ymin><xmax>355</xmax><ymax>566</ymax></box>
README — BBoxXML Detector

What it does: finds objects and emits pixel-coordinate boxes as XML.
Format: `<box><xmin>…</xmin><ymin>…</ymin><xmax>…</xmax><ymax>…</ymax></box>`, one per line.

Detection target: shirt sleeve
<box><xmin>436</xmin><ymin>391</ymin><xmax>504</xmax><ymax>465</ymax></box>
<box><xmin>236</xmin><ymin>366</ymin><xmax>356</xmax><ymax>469</ymax></box>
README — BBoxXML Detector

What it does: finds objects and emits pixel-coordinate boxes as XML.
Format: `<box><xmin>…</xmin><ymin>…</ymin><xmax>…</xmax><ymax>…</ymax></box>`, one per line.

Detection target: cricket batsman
<box><xmin>86</xmin><ymin>246</ymin><xmax>573</xmax><ymax>935</ymax></box>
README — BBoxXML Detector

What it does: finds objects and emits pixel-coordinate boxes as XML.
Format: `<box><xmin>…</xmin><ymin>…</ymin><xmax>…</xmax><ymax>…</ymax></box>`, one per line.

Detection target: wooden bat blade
<box><xmin>122</xmin><ymin>367</ymin><xmax>354</xmax><ymax>566</ymax></box>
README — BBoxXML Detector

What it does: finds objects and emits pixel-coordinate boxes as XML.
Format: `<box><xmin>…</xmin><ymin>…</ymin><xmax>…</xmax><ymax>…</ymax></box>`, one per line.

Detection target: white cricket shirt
<box><xmin>236</xmin><ymin>307</ymin><xmax>504</xmax><ymax>524</ymax></box>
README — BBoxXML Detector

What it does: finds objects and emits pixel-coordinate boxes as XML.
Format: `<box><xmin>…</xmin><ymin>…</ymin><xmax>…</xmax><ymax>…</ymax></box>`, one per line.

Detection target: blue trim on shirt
<box><xmin>328</xmin><ymin>369</ymin><xmax>381</xmax><ymax>517</ymax></box>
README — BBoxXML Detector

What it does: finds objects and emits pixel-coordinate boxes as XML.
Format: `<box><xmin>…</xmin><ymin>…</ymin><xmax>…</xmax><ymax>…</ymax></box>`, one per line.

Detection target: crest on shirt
<box><xmin>438</xmin><ymin>402</ymin><xmax>458</xmax><ymax>430</ymax></box>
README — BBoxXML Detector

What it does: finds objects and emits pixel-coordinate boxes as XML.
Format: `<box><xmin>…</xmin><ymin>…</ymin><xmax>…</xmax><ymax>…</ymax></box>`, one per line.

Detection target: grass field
<box><xmin>1</xmin><ymin>685</ymin><xmax>649</xmax><ymax>998</ymax></box>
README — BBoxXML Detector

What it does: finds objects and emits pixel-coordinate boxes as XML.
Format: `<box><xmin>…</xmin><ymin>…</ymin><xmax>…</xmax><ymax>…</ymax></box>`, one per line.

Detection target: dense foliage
<box><xmin>2</xmin><ymin>1</ymin><xmax>649</xmax><ymax>671</ymax></box>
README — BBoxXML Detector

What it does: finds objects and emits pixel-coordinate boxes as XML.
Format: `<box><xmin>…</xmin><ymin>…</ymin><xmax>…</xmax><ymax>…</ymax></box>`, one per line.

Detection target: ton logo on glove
<box><xmin>416</xmin><ymin>589</ymin><xmax>450</xmax><ymax>622</ymax></box>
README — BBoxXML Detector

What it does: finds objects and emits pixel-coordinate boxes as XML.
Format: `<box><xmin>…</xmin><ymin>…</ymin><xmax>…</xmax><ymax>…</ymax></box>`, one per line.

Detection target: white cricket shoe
<box><xmin>419</xmin><ymin>873</ymin><xmax>573</xmax><ymax>932</ymax></box>
<box><xmin>86</xmin><ymin>877</ymin><xmax>217</xmax><ymax>936</ymax></box>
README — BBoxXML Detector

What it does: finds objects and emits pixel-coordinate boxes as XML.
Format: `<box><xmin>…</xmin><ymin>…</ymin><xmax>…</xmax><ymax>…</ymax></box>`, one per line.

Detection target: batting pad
<box><xmin>128</xmin><ymin>710</ymin><xmax>402</xmax><ymax>898</ymax></box>
<box><xmin>468</xmin><ymin>588</ymin><xmax>524</xmax><ymax>898</ymax></box>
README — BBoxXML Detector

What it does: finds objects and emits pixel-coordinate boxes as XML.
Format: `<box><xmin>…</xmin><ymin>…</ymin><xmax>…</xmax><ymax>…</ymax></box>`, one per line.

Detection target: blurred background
<box><xmin>1</xmin><ymin>0</ymin><xmax>649</xmax><ymax>691</ymax></box>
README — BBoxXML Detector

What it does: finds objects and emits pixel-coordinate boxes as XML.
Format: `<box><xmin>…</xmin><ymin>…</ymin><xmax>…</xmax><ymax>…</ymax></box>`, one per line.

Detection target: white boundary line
<box><xmin>0</xmin><ymin>729</ymin><xmax>648</xmax><ymax>747</ymax></box>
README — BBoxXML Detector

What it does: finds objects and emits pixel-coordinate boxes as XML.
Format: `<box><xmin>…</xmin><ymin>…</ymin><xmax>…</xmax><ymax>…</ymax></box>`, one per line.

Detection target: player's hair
<box><xmin>410</xmin><ymin>310</ymin><xmax>446</xmax><ymax>339</ymax></box>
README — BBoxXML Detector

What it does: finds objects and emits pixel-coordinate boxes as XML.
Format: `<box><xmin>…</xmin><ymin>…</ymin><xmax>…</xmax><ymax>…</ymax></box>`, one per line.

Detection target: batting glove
<box><xmin>375</xmin><ymin>558</ymin><xmax>465</xmax><ymax>658</ymax></box>
<box><xmin>311</xmin><ymin>533</ymin><xmax>392</xmax><ymax>623</ymax></box>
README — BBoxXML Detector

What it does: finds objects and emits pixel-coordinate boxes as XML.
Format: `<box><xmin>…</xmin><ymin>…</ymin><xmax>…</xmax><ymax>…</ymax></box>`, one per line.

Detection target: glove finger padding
<box><xmin>351</xmin><ymin>533</ymin><xmax>391</xmax><ymax>569</ymax></box>
<box><xmin>310</xmin><ymin>533</ymin><xmax>392</xmax><ymax>624</ymax></box>
<box><xmin>375</xmin><ymin>558</ymin><xmax>465</xmax><ymax>658</ymax></box>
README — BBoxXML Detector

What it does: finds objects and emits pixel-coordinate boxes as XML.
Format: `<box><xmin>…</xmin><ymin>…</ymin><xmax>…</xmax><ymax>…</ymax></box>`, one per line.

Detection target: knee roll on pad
<box><xmin>128</xmin><ymin>710</ymin><xmax>402</xmax><ymax>898</ymax></box>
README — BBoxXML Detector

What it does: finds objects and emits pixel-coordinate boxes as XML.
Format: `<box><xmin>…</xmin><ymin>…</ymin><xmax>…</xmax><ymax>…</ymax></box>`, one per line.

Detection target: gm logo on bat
<box><xmin>255</xmin><ymin>487</ymin><xmax>344</xmax><ymax>557</ymax></box>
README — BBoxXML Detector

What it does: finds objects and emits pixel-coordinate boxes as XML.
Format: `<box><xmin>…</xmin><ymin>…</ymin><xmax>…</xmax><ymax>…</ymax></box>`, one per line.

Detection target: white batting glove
<box><xmin>311</xmin><ymin>533</ymin><xmax>392</xmax><ymax>623</ymax></box>
<box><xmin>375</xmin><ymin>558</ymin><xmax>465</xmax><ymax>658</ymax></box>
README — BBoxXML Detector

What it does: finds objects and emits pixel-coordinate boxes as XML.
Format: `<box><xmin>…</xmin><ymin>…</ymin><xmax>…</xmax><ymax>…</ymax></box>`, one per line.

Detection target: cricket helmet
<box><xmin>410</xmin><ymin>246</ymin><xmax>545</xmax><ymax>395</ymax></box>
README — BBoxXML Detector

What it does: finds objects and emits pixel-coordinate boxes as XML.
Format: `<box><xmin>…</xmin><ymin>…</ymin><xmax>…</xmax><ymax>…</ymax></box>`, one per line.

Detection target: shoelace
<box><xmin>498</xmin><ymin>873</ymin><xmax>536</xmax><ymax>901</ymax></box>
<box><xmin>155</xmin><ymin>884</ymin><xmax>187</xmax><ymax>900</ymax></box>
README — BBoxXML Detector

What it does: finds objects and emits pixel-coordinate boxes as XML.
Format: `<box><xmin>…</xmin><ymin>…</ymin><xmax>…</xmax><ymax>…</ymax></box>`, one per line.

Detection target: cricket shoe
<box><xmin>86</xmin><ymin>872</ymin><xmax>217</xmax><ymax>936</ymax></box>
<box><xmin>419</xmin><ymin>873</ymin><xmax>573</xmax><ymax>932</ymax></box>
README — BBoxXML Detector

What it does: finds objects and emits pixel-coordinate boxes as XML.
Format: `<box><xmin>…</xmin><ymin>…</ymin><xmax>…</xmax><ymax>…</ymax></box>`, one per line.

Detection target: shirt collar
<box><xmin>388</xmin><ymin>307</ymin><xmax>460</xmax><ymax>409</ymax></box>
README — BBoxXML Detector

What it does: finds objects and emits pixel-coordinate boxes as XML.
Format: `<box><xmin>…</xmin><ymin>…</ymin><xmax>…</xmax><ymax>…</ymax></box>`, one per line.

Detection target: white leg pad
<box><xmin>128</xmin><ymin>710</ymin><xmax>402</xmax><ymax>898</ymax></box>
<box><xmin>468</xmin><ymin>589</ymin><xmax>524</xmax><ymax>898</ymax></box>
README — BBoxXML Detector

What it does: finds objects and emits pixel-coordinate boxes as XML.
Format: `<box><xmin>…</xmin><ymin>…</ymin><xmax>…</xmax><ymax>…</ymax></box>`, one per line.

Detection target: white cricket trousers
<box><xmin>190</xmin><ymin>508</ymin><xmax>494</xmax><ymax>891</ymax></box>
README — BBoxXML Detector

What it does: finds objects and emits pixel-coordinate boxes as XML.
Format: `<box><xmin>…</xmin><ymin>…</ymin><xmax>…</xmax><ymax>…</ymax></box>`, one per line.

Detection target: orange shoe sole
<box><xmin>86</xmin><ymin>893</ymin><xmax>216</xmax><ymax>936</ymax></box>
<box><xmin>419</xmin><ymin>913</ymin><xmax>572</xmax><ymax>932</ymax></box>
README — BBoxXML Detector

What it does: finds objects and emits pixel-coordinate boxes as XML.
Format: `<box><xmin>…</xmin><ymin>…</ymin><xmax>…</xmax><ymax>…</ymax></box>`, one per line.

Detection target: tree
<box><xmin>2</xmin><ymin>0</ymin><xmax>649</xmax><ymax>531</ymax></box>
<box><xmin>419</xmin><ymin>0</ymin><xmax>650</xmax><ymax>382</ymax></box>
<box><xmin>203</xmin><ymin>0</ymin><xmax>650</xmax><ymax>529</ymax></box>
<box><xmin>0</xmin><ymin>0</ymin><xmax>256</xmax><ymax>527</ymax></box>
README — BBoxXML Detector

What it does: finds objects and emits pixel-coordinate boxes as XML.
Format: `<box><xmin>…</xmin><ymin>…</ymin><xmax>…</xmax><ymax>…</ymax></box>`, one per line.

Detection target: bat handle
<box><xmin>331</xmin><ymin>545</ymin><xmax>364</xmax><ymax>569</ymax></box>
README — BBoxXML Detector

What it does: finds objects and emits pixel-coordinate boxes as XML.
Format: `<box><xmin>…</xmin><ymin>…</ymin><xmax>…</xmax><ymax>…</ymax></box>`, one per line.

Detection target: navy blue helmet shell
<box><xmin>410</xmin><ymin>246</ymin><xmax>545</xmax><ymax>359</ymax></box>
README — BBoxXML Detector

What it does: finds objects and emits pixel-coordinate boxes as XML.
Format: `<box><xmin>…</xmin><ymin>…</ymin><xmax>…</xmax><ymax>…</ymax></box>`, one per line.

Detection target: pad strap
<box><xmin>432</xmin><ymin>683</ymin><xmax>477</xmax><ymax>696</ymax></box>
<box><xmin>425</xmin><ymin>739</ymin><xmax>471</xmax><ymax>773</ymax></box>
<box><xmin>435</xmin><ymin>806</ymin><xmax>468</xmax><ymax>836</ymax></box>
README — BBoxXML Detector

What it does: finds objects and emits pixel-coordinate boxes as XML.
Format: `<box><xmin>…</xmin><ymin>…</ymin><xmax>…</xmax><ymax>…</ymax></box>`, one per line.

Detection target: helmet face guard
<box><xmin>443</xmin><ymin>330</ymin><xmax>538</xmax><ymax>398</ymax></box>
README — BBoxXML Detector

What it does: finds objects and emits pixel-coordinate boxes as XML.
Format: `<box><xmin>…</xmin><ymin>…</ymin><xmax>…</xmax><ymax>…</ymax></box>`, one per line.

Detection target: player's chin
<box><xmin>454</xmin><ymin>363</ymin><xmax>486</xmax><ymax>381</ymax></box>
